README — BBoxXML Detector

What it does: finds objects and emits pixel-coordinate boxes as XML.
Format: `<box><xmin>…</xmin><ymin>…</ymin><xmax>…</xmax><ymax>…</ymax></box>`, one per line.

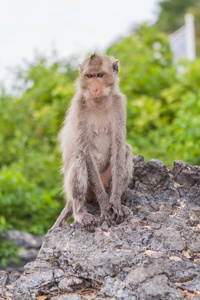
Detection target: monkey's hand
<box><xmin>110</xmin><ymin>202</ymin><xmax>123</xmax><ymax>224</ymax></box>
<box><xmin>110</xmin><ymin>199</ymin><xmax>132</xmax><ymax>224</ymax></box>
<box><xmin>100</xmin><ymin>202</ymin><xmax>115</xmax><ymax>227</ymax></box>
<box><xmin>121</xmin><ymin>205</ymin><xmax>132</xmax><ymax>220</ymax></box>
<box><xmin>100</xmin><ymin>210</ymin><xmax>114</xmax><ymax>227</ymax></box>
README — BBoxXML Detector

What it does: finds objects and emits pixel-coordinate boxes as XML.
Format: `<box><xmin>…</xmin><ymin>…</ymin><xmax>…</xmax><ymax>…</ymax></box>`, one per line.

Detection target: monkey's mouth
<box><xmin>92</xmin><ymin>96</ymin><xmax>104</xmax><ymax>102</ymax></box>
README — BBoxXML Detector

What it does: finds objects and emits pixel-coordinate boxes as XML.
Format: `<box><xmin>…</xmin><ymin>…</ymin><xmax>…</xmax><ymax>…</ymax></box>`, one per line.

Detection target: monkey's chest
<box><xmin>90</xmin><ymin>126</ymin><xmax>112</xmax><ymax>172</ymax></box>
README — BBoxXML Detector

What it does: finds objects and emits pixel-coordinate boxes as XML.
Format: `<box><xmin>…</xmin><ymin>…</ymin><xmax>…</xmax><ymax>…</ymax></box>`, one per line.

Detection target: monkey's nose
<box><xmin>92</xmin><ymin>87</ymin><xmax>98</xmax><ymax>93</ymax></box>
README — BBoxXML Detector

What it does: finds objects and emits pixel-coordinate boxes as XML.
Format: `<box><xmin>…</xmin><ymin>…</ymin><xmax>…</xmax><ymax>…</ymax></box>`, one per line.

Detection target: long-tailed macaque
<box><xmin>52</xmin><ymin>53</ymin><xmax>133</xmax><ymax>232</ymax></box>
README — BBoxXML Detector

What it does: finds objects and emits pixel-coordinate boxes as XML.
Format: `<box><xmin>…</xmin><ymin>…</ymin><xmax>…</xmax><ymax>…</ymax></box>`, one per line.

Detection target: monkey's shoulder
<box><xmin>113</xmin><ymin>92</ymin><xmax>126</xmax><ymax>103</ymax></box>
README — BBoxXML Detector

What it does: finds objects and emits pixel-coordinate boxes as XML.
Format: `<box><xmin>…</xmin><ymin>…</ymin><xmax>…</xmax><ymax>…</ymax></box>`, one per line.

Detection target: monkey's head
<box><xmin>78</xmin><ymin>53</ymin><xmax>119</xmax><ymax>107</ymax></box>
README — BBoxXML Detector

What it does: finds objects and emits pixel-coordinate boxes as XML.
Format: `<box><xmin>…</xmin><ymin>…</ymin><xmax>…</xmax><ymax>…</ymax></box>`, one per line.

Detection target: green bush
<box><xmin>0</xmin><ymin>164</ymin><xmax>60</xmax><ymax>235</ymax></box>
<box><xmin>0</xmin><ymin>216</ymin><xmax>19</xmax><ymax>269</ymax></box>
<box><xmin>0</xmin><ymin>56</ymin><xmax>78</xmax><ymax>245</ymax></box>
<box><xmin>107</xmin><ymin>25</ymin><xmax>200</xmax><ymax>166</ymax></box>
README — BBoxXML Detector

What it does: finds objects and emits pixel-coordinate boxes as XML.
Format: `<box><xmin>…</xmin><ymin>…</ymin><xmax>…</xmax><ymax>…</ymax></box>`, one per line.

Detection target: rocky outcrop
<box><xmin>0</xmin><ymin>230</ymin><xmax>43</xmax><ymax>273</ymax></box>
<box><xmin>1</xmin><ymin>156</ymin><xmax>200</xmax><ymax>299</ymax></box>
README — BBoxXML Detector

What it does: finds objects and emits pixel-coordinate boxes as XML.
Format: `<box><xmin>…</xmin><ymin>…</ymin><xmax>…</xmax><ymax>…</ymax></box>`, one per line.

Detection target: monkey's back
<box><xmin>59</xmin><ymin>100</ymin><xmax>78</xmax><ymax>163</ymax></box>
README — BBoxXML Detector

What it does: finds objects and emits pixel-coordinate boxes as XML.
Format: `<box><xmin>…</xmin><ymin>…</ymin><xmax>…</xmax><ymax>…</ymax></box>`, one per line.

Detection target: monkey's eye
<box><xmin>97</xmin><ymin>72</ymin><xmax>104</xmax><ymax>78</ymax></box>
<box><xmin>86</xmin><ymin>74</ymin><xmax>93</xmax><ymax>78</ymax></box>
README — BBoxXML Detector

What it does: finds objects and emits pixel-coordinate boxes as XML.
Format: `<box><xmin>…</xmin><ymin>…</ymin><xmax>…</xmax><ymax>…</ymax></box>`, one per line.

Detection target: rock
<box><xmin>137</xmin><ymin>275</ymin><xmax>183</xmax><ymax>299</ymax></box>
<box><xmin>150</xmin><ymin>227</ymin><xmax>184</xmax><ymax>251</ymax></box>
<box><xmin>3</xmin><ymin>230</ymin><xmax>43</xmax><ymax>249</ymax></box>
<box><xmin>0</xmin><ymin>230</ymin><xmax>43</xmax><ymax>273</ymax></box>
<box><xmin>1</xmin><ymin>157</ymin><xmax>200</xmax><ymax>299</ymax></box>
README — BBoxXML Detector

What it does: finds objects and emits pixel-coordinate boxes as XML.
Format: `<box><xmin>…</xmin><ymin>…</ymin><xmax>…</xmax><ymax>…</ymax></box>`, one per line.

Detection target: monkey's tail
<box><xmin>50</xmin><ymin>201</ymin><xmax>73</xmax><ymax>231</ymax></box>
<box><xmin>38</xmin><ymin>202</ymin><xmax>73</xmax><ymax>257</ymax></box>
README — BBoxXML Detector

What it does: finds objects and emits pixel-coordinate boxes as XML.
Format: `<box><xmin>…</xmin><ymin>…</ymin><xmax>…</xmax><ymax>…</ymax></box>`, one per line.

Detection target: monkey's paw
<box><xmin>121</xmin><ymin>205</ymin><xmax>132</xmax><ymax>220</ymax></box>
<box><xmin>110</xmin><ymin>203</ymin><xmax>132</xmax><ymax>224</ymax></box>
<box><xmin>110</xmin><ymin>203</ymin><xmax>123</xmax><ymax>224</ymax></box>
<box><xmin>80</xmin><ymin>213</ymin><xmax>97</xmax><ymax>232</ymax></box>
<box><xmin>100</xmin><ymin>208</ymin><xmax>115</xmax><ymax>227</ymax></box>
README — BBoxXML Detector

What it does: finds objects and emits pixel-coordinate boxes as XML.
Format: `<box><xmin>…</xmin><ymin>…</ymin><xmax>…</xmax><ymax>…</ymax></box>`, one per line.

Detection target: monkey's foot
<box><xmin>110</xmin><ymin>203</ymin><xmax>132</xmax><ymax>224</ymax></box>
<box><xmin>100</xmin><ymin>208</ymin><xmax>114</xmax><ymax>227</ymax></box>
<box><xmin>121</xmin><ymin>205</ymin><xmax>132</xmax><ymax>220</ymax></box>
<box><xmin>79</xmin><ymin>213</ymin><xmax>97</xmax><ymax>232</ymax></box>
<box><xmin>110</xmin><ymin>203</ymin><xmax>123</xmax><ymax>224</ymax></box>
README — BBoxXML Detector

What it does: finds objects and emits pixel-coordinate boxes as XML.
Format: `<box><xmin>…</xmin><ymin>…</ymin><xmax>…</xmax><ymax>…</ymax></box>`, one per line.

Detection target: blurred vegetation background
<box><xmin>1</xmin><ymin>0</ymin><xmax>200</xmax><ymax>267</ymax></box>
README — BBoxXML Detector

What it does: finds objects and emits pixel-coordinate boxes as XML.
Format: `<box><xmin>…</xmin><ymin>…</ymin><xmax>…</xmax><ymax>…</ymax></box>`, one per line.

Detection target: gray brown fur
<box><xmin>51</xmin><ymin>53</ymin><xmax>133</xmax><ymax>232</ymax></box>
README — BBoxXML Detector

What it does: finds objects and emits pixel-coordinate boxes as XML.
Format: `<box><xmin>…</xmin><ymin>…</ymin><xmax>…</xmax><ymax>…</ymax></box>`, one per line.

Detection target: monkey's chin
<box><xmin>92</xmin><ymin>96</ymin><xmax>104</xmax><ymax>103</ymax></box>
<box><xmin>91</xmin><ymin>96</ymin><xmax>109</xmax><ymax>109</ymax></box>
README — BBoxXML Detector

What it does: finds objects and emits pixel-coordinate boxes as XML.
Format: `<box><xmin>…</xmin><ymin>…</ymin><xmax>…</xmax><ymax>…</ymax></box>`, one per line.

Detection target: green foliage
<box><xmin>163</xmin><ymin>60</ymin><xmax>200</xmax><ymax>165</ymax></box>
<box><xmin>0</xmin><ymin>216</ymin><xmax>19</xmax><ymax>269</ymax></box>
<box><xmin>0</xmin><ymin>237</ymin><xmax>19</xmax><ymax>269</ymax></box>
<box><xmin>0</xmin><ymin>165</ymin><xmax>60</xmax><ymax>235</ymax></box>
<box><xmin>0</xmin><ymin>56</ymin><xmax>78</xmax><ymax>238</ymax></box>
<box><xmin>107</xmin><ymin>25</ymin><xmax>176</xmax><ymax>160</ymax></box>
<box><xmin>156</xmin><ymin>0</ymin><xmax>200</xmax><ymax>56</ymax></box>
<box><xmin>107</xmin><ymin>25</ymin><xmax>200</xmax><ymax>166</ymax></box>
<box><xmin>0</xmin><ymin>55</ymin><xmax>79</xmax><ymax>267</ymax></box>
<box><xmin>156</xmin><ymin>0</ymin><xmax>199</xmax><ymax>32</ymax></box>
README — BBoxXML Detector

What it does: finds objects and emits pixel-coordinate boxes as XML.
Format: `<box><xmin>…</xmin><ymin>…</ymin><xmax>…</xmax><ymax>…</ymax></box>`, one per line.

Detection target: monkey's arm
<box><xmin>110</xmin><ymin>139</ymin><xmax>126</xmax><ymax>197</ymax></box>
<box><xmin>110</xmin><ymin>100</ymin><xmax>128</xmax><ymax>223</ymax></box>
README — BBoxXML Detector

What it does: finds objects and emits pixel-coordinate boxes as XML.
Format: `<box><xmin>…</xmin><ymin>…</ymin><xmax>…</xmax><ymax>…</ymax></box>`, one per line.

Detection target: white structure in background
<box><xmin>169</xmin><ymin>13</ymin><xmax>196</xmax><ymax>62</ymax></box>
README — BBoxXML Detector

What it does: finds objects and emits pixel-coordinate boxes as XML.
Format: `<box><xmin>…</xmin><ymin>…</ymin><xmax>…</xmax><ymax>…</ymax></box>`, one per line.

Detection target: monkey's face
<box><xmin>79</xmin><ymin>54</ymin><xmax>119</xmax><ymax>107</ymax></box>
<box><xmin>84</xmin><ymin>72</ymin><xmax>109</xmax><ymax>102</ymax></box>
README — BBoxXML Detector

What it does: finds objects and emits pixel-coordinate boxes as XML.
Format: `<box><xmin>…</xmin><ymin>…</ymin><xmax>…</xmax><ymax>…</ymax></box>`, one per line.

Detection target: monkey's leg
<box><xmin>100</xmin><ymin>164</ymin><xmax>112</xmax><ymax>190</ymax></box>
<box><xmin>110</xmin><ymin>143</ymin><xmax>133</xmax><ymax>224</ymax></box>
<box><xmin>86</xmin><ymin>156</ymin><xmax>114</xmax><ymax>227</ymax></box>
<box><xmin>64</xmin><ymin>150</ymin><xmax>97</xmax><ymax>231</ymax></box>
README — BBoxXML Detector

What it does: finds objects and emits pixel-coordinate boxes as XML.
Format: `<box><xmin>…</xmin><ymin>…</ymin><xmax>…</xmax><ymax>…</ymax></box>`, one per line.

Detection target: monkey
<box><xmin>51</xmin><ymin>53</ymin><xmax>133</xmax><ymax>232</ymax></box>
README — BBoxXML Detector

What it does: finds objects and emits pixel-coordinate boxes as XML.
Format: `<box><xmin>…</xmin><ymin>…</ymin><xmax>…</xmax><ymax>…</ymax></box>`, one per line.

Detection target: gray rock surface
<box><xmin>0</xmin><ymin>230</ymin><xmax>43</xmax><ymax>273</ymax></box>
<box><xmin>1</xmin><ymin>156</ymin><xmax>200</xmax><ymax>299</ymax></box>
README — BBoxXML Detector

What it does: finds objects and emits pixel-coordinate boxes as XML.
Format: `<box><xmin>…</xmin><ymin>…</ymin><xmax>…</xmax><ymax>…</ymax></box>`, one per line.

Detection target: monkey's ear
<box><xmin>112</xmin><ymin>60</ymin><xmax>119</xmax><ymax>74</ymax></box>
